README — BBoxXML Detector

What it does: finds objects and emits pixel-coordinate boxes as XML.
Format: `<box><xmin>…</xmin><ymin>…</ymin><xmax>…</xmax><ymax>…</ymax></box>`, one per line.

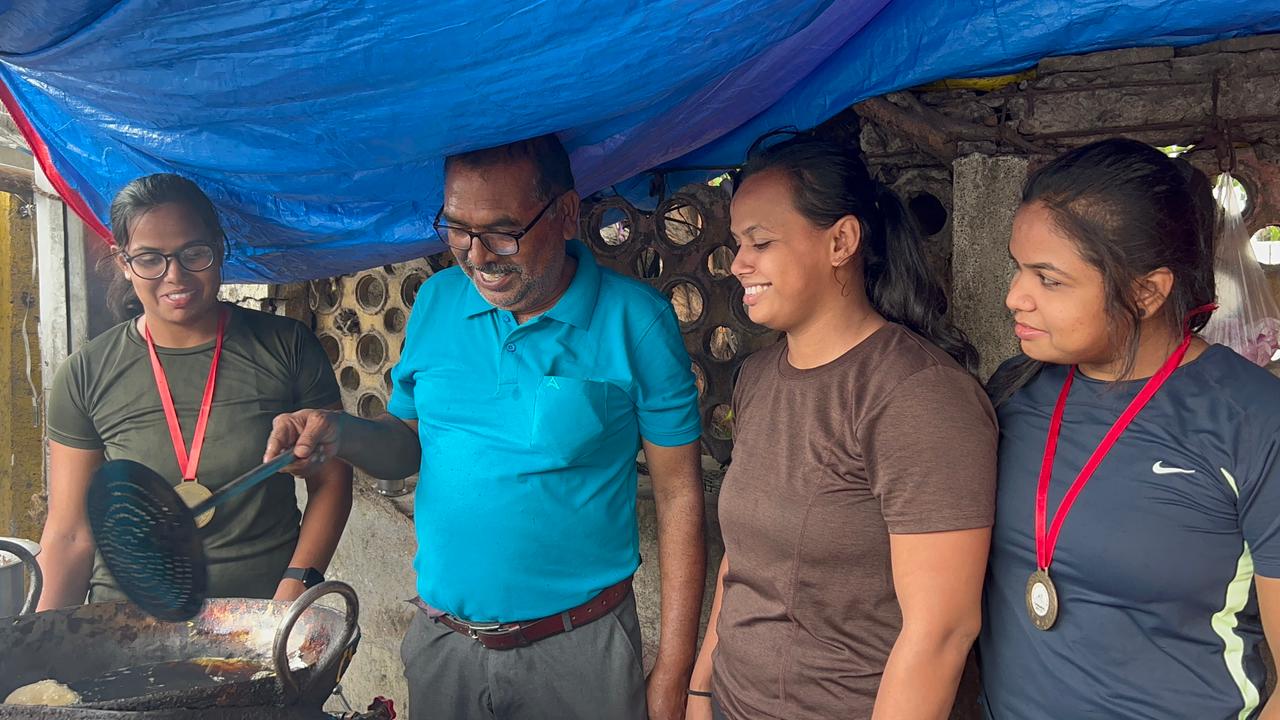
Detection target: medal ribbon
<box><xmin>144</xmin><ymin>308</ymin><xmax>227</xmax><ymax>483</ymax></box>
<box><xmin>1034</xmin><ymin>305</ymin><xmax>1216</xmax><ymax>571</ymax></box>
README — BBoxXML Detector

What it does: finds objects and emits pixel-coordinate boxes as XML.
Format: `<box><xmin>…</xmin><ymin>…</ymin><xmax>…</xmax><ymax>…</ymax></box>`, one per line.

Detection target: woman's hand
<box><xmin>683</xmin><ymin>695</ymin><xmax>714</xmax><ymax>720</ymax></box>
<box><xmin>273</xmin><ymin>577</ymin><xmax>308</xmax><ymax>602</ymax></box>
<box><xmin>684</xmin><ymin>555</ymin><xmax>728</xmax><ymax>720</ymax></box>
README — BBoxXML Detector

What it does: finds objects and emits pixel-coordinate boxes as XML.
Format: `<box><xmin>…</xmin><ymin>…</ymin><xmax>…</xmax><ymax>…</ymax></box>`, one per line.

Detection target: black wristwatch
<box><xmin>283</xmin><ymin>566</ymin><xmax>325</xmax><ymax>588</ymax></box>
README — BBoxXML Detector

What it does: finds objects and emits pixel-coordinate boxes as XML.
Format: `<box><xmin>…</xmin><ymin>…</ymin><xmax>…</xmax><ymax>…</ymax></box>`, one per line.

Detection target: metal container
<box><xmin>0</xmin><ymin>538</ymin><xmax>40</xmax><ymax>618</ymax></box>
<box><xmin>0</xmin><ymin>581</ymin><xmax>360</xmax><ymax>713</ymax></box>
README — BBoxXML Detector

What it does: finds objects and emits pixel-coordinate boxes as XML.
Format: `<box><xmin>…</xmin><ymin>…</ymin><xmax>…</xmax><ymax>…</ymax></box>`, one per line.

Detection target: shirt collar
<box><xmin>460</xmin><ymin>240</ymin><xmax>600</xmax><ymax>329</ymax></box>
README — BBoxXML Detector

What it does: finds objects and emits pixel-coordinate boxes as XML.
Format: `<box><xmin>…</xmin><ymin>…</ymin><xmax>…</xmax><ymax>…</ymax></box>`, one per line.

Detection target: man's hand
<box><xmin>270</xmin><ymin>409</ymin><xmax>420</xmax><ymax>481</ymax></box>
<box><xmin>266</xmin><ymin>409</ymin><xmax>344</xmax><ymax>476</ymax></box>
<box><xmin>647</xmin><ymin>662</ymin><xmax>690</xmax><ymax>720</ymax></box>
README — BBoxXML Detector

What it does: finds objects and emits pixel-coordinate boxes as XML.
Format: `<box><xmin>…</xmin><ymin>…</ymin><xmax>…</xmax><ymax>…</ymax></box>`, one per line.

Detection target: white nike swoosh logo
<box><xmin>1152</xmin><ymin>461</ymin><xmax>1196</xmax><ymax>475</ymax></box>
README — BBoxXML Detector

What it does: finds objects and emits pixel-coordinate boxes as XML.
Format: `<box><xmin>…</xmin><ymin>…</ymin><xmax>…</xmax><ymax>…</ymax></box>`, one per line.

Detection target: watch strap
<box><xmin>283</xmin><ymin>566</ymin><xmax>325</xmax><ymax>588</ymax></box>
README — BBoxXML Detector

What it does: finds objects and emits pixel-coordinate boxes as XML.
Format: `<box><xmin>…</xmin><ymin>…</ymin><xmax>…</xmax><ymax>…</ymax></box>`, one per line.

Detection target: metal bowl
<box><xmin>0</xmin><ymin>582</ymin><xmax>359</xmax><ymax>713</ymax></box>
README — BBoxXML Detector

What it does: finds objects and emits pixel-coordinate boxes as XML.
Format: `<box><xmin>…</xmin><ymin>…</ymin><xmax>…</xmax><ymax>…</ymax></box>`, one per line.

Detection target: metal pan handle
<box><xmin>272</xmin><ymin>580</ymin><xmax>360</xmax><ymax>703</ymax></box>
<box><xmin>0</xmin><ymin>539</ymin><xmax>42</xmax><ymax>616</ymax></box>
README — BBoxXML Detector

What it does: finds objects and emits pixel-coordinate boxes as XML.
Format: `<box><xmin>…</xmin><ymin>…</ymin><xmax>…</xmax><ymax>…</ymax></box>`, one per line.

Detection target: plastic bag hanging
<box><xmin>1200</xmin><ymin>173</ymin><xmax>1280</xmax><ymax>367</ymax></box>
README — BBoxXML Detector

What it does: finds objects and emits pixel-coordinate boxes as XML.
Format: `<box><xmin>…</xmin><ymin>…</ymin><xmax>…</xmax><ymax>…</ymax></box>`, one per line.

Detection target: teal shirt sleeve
<box><xmin>629</xmin><ymin>305</ymin><xmax>701</xmax><ymax>447</ymax></box>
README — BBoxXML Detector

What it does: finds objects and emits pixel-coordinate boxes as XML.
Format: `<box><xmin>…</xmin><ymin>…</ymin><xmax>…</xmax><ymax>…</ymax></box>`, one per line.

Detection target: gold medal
<box><xmin>1025</xmin><ymin>568</ymin><xmax>1058</xmax><ymax>630</ymax></box>
<box><xmin>174</xmin><ymin>481</ymin><xmax>215</xmax><ymax>528</ymax></box>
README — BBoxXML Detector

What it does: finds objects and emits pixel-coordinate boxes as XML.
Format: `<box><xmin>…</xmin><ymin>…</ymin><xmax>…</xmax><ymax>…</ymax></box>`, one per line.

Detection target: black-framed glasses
<box><xmin>120</xmin><ymin>243</ymin><xmax>217</xmax><ymax>280</ymax></box>
<box><xmin>432</xmin><ymin>193</ymin><xmax>562</xmax><ymax>257</ymax></box>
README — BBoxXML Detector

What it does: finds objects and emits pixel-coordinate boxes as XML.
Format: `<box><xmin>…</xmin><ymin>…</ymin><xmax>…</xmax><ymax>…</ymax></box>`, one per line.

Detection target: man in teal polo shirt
<box><xmin>267</xmin><ymin>134</ymin><xmax>707</xmax><ymax>720</ymax></box>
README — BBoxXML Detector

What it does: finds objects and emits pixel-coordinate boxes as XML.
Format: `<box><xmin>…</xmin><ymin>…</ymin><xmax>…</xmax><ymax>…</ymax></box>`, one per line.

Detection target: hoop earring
<box><xmin>834</xmin><ymin>266</ymin><xmax>853</xmax><ymax>298</ymax></box>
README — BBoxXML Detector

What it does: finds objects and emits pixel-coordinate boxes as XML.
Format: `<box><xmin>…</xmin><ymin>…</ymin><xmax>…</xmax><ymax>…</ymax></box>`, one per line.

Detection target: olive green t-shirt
<box><xmin>47</xmin><ymin>303</ymin><xmax>341</xmax><ymax>601</ymax></box>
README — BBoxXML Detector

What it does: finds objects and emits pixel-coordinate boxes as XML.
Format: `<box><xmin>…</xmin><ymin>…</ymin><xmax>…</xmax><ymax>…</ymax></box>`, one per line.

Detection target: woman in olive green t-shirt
<box><xmin>37</xmin><ymin>173</ymin><xmax>352</xmax><ymax>609</ymax></box>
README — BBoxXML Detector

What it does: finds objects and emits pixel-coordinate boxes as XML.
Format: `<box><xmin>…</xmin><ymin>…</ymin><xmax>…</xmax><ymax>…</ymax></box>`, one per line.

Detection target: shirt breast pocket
<box><xmin>531</xmin><ymin>376</ymin><xmax>610</xmax><ymax>465</ymax></box>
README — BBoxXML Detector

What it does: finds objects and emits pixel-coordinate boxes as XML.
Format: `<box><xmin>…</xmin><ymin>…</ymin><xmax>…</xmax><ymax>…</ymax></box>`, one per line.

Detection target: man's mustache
<box><xmin>464</xmin><ymin>259</ymin><xmax>521</xmax><ymax>275</ymax></box>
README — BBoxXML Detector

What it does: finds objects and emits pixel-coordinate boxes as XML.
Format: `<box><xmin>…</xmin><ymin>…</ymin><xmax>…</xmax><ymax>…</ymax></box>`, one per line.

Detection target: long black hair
<box><xmin>986</xmin><ymin>138</ymin><xmax>1217</xmax><ymax>406</ymax></box>
<box><xmin>738</xmin><ymin>129</ymin><xmax>979</xmax><ymax>373</ymax></box>
<box><xmin>101</xmin><ymin>174</ymin><xmax>227</xmax><ymax>320</ymax></box>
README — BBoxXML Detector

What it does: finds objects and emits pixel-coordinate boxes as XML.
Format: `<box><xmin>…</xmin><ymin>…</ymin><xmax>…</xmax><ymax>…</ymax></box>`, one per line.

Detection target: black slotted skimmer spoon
<box><xmin>86</xmin><ymin>450</ymin><xmax>296</xmax><ymax>621</ymax></box>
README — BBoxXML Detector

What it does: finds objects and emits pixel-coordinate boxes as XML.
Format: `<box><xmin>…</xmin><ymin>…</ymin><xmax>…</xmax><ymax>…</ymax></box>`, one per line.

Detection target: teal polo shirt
<box><xmin>388</xmin><ymin>240</ymin><xmax>702</xmax><ymax>622</ymax></box>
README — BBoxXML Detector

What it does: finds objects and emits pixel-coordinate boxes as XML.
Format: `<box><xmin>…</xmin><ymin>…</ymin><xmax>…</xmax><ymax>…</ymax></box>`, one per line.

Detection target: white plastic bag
<box><xmin>1200</xmin><ymin>173</ymin><xmax>1280</xmax><ymax>367</ymax></box>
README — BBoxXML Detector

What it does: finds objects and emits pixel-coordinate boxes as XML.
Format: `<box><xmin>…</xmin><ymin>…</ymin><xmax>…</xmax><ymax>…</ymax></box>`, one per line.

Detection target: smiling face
<box><xmin>117</xmin><ymin>202</ymin><xmax>223</xmax><ymax>330</ymax></box>
<box><xmin>1006</xmin><ymin>201</ymin><xmax>1115</xmax><ymax>367</ymax></box>
<box><xmin>442</xmin><ymin>157</ymin><xmax>579</xmax><ymax>317</ymax></box>
<box><xmin>728</xmin><ymin>170</ymin><xmax>859</xmax><ymax>334</ymax></box>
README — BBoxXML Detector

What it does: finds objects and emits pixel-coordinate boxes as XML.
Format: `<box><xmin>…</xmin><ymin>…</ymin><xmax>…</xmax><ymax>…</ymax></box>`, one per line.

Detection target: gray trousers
<box><xmin>400</xmin><ymin>592</ymin><xmax>647</xmax><ymax>720</ymax></box>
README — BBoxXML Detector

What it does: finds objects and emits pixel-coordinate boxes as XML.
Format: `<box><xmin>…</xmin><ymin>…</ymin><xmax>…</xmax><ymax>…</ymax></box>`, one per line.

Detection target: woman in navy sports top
<box><xmin>980</xmin><ymin>138</ymin><xmax>1280</xmax><ymax>720</ymax></box>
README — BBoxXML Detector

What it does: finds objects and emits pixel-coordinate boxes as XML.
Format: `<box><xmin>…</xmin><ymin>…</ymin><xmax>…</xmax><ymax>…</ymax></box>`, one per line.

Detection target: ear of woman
<box><xmin>829</xmin><ymin>215</ymin><xmax>862</xmax><ymax>268</ymax></box>
<box><xmin>1134</xmin><ymin>267</ymin><xmax>1174</xmax><ymax>321</ymax></box>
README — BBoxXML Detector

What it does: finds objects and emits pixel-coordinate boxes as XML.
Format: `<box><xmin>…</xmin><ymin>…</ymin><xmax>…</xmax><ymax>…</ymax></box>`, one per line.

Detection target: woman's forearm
<box><xmin>871</xmin><ymin>624</ymin><xmax>976</xmax><ymax>720</ymax></box>
<box><xmin>40</xmin><ymin>442</ymin><xmax>105</xmax><ymax>610</ymax></box>
<box><xmin>686</xmin><ymin>554</ymin><xmax>728</xmax><ymax>720</ymax></box>
<box><xmin>690</xmin><ymin>554</ymin><xmax>728</xmax><ymax>690</ymax></box>
<box><xmin>34</xmin><ymin>535</ymin><xmax>96</xmax><ymax>611</ymax></box>
<box><xmin>276</xmin><ymin>459</ymin><xmax>353</xmax><ymax>599</ymax></box>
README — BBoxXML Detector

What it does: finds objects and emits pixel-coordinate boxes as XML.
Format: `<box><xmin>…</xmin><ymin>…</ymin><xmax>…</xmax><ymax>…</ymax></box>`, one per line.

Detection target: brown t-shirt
<box><xmin>712</xmin><ymin>324</ymin><xmax>997</xmax><ymax>720</ymax></box>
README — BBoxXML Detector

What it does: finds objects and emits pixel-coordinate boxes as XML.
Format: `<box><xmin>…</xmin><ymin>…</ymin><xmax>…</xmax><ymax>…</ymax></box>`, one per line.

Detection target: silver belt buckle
<box><xmin>456</xmin><ymin>617</ymin><xmax>503</xmax><ymax>641</ymax></box>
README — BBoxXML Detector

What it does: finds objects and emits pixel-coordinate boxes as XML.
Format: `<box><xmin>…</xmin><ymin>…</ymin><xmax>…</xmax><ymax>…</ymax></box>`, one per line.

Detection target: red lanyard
<box><xmin>144</xmin><ymin>308</ymin><xmax>228</xmax><ymax>483</ymax></box>
<box><xmin>1034</xmin><ymin>334</ymin><xmax>1192</xmax><ymax>572</ymax></box>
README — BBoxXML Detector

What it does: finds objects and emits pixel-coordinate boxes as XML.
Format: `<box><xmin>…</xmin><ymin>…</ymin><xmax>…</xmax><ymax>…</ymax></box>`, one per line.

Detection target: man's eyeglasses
<box><xmin>432</xmin><ymin>193</ymin><xmax>562</xmax><ymax>257</ymax></box>
<box><xmin>120</xmin><ymin>243</ymin><xmax>218</xmax><ymax>280</ymax></box>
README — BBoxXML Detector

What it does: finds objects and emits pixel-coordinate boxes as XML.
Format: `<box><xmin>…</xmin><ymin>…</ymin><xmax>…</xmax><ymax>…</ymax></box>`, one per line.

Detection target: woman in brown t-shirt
<box><xmin>687</xmin><ymin>132</ymin><xmax>998</xmax><ymax>720</ymax></box>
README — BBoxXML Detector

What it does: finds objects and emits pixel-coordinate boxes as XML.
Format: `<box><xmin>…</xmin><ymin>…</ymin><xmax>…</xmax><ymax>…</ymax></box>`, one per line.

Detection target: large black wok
<box><xmin>0</xmin><ymin>581</ymin><xmax>359</xmax><ymax>716</ymax></box>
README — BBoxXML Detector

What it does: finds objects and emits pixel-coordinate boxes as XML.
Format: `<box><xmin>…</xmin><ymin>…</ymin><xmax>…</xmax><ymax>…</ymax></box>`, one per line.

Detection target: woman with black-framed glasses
<box><xmin>37</xmin><ymin>173</ymin><xmax>353</xmax><ymax>611</ymax></box>
<box><xmin>119</xmin><ymin>242</ymin><xmax>219</xmax><ymax>279</ymax></box>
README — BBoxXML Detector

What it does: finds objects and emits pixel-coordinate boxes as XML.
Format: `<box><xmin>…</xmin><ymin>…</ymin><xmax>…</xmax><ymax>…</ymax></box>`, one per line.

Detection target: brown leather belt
<box><xmin>431</xmin><ymin>577</ymin><xmax>633</xmax><ymax>651</ymax></box>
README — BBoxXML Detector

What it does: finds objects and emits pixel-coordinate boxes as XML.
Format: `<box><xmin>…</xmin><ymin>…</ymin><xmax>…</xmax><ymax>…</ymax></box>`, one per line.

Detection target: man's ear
<box><xmin>559</xmin><ymin>191</ymin><xmax>581</xmax><ymax>242</ymax></box>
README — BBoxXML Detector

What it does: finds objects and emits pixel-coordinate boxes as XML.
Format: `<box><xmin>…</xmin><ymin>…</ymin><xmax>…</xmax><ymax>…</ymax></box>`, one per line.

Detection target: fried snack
<box><xmin>4</xmin><ymin>679</ymin><xmax>81</xmax><ymax>706</ymax></box>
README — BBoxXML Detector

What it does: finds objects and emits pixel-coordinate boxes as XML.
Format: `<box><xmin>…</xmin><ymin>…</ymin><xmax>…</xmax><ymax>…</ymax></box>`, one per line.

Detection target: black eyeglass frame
<box><xmin>432</xmin><ymin>192</ymin><xmax>564</xmax><ymax>257</ymax></box>
<box><xmin>119</xmin><ymin>243</ymin><xmax>219</xmax><ymax>280</ymax></box>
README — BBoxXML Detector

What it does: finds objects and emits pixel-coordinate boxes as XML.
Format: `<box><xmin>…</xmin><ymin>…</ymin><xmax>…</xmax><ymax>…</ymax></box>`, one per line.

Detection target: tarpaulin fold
<box><xmin>1</xmin><ymin>0</ymin><xmax>1276</xmax><ymax>281</ymax></box>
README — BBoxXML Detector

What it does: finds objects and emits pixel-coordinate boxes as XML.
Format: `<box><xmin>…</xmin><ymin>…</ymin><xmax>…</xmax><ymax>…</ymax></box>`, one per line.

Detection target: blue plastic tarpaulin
<box><xmin>1</xmin><ymin>1</ymin><xmax>1278</xmax><ymax>282</ymax></box>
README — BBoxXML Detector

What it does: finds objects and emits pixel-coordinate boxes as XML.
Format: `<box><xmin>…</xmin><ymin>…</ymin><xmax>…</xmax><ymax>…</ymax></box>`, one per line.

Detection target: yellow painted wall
<box><xmin>0</xmin><ymin>192</ymin><xmax>43</xmax><ymax>541</ymax></box>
